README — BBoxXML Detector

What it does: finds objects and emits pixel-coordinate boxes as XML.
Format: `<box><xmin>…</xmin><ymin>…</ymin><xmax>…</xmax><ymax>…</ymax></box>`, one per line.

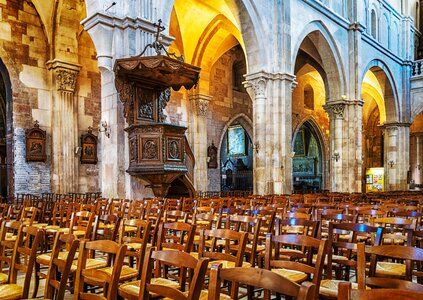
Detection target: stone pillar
<box><xmin>325</xmin><ymin>100</ymin><xmax>363</xmax><ymax>192</ymax></box>
<box><xmin>410</xmin><ymin>133</ymin><xmax>423</xmax><ymax>187</ymax></box>
<box><xmin>46</xmin><ymin>59</ymin><xmax>81</xmax><ymax>193</ymax></box>
<box><xmin>244</xmin><ymin>75</ymin><xmax>267</xmax><ymax>195</ymax></box>
<box><xmin>245</xmin><ymin>72</ymin><xmax>296</xmax><ymax>195</ymax></box>
<box><xmin>325</xmin><ymin>103</ymin><xmax>345</xmax><ymax>192</ymax></box>
<box><xmin>383</xmin><ymin>123</ymin><xmax>410</xmax><ymax>190</ymax></box>
<box><xmin>189</xmin><ymin>94</ymin><xmax>212</xmax><ymax>192</ymax></box>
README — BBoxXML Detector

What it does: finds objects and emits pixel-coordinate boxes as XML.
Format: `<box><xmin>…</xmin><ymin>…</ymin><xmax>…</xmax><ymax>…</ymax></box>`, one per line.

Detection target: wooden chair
<box><xmin>208</xmin><ymin>264</ymin><xmax>316</xmax><ymax>300</ymax></box>
<box><xmin>275</xmin><ymin>217</ymin><xmax>320</xmax><ymax>237</ymax></box>
<box><xmin>358</xmin><ymin>243</ymin><xmax>423</xmax><ymax>291</ymax></box>
<box><xmin>319</xmin><ymin>222</ymin><xmax>383</xmax><ymax>299</ymax></box>
<box><xmin>20</xmin><ymin>206</ymin><xmax>38</xmax><ymax>225</ymax></box>
<box><xmin>119</xmin><ymin>248</ymin><xmax>209</xmax><ymax>300</ymax></box>
<box><xmin>74</xmin><ymin>239</ymin><xmax>127</xmax><ymax>300</ymax></box>
<box><xmin>92</xmin><ymin>214</ymin><xmax>121</xmax><ymax>242</ymax></box>
<box><xmin>163</xmin><ymin>210</ymin><xmax>189</xmax><ymax>223</ymax></box>
<box><xmin>0</xmin><ymin>225</ymin><xmax>43</xmax><ymax>299</ymax></box>
<box><xmin>157</xmin><ymin>221</ymin><xmax>196</xmax><ymax>252</ymax></box>
<box><xmin>337</xmin><ymin>282</ymin><xmax>423</xmax><ymax>300</ymax></box>
<box><xmin>119</xmin><ymin>218</ymin><xmax>151</xmax><ymax>279</ymax></box>
<box><xmin>0</xmin><ymin>220</ymin><xmax>21</xmax><ymax>283</ymax></box>
<box><xmin>69</xmin><ymin>210</ymin><xmax>96</xmax><ymax>240</ymax></box>
<box><xmin>198</xmin><ymin>228</ymin><xmax>248</xmax><ymax>269</ymax></box>
<box><xmin>226</xmin><ymin>215</ymin><xmax>262</xmax><ymax>267</ymax></box>
<box><xmin>43</xmin><ymin>233</ymin><xmax>79</xmax><ymax>300</ymax></box>
<box><xmin>264</xmin><ymin>234</ymin><xmax>327</xmax><ymax>300</ymax></box>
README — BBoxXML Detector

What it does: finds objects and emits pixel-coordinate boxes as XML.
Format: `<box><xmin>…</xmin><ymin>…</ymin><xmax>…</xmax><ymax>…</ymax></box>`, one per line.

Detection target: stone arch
<box><xmin>292</xmin><ymin>20</ymin><xmax>346</xmax><ymax>103</ymax></box>
<box><xmin>292</xmin><ymin>117</ymin><xmax>327</xmax><ymax>191</ymax></box>
<box><xmin>360</xmin><ymin>59</ymin><xmax>399</xmax><ymax>123</ymax></box>
<box><xmin>0</xmin><ymin>59</ymin><xmax>14</xmax><ymax>196</ymax></box>
<box><xmin>217</xmin><ymin>113</ymin><xmax>253</xmax><ymax>164</ymax></box>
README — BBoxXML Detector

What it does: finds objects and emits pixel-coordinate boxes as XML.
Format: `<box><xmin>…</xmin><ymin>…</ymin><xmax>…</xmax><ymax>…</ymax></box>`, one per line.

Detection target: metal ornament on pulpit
<box><xmin>114</xmin><ymin>19</ymin><xmax>200</xmax><ymax>198</ymax></box>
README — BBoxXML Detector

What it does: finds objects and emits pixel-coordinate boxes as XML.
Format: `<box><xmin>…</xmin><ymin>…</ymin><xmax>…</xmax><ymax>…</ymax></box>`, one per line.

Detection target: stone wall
<box><xmin>206</xmin><ymin>47</ymin><xmax>252</xmax><ymax>191</ymax></box>
<box><xmin>0</xmin><ymin>0</ymin><xmax>101</xmax><ymax>195</ymax></box>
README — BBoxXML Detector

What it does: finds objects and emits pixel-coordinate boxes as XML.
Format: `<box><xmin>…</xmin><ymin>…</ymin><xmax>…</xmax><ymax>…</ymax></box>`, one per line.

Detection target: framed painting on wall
<box><xmin>26</xmin><ymin>120</ymin><xmax>46</xmax><ymax>162</ymax></box>
<box><xmin>80</xmin><ymin>128</ymin><xmax>98</xmax><ymax>164</ymax></box>
<box><xmin>228</xmin><ymin>125</ymin><xmax>246</xmax><ymax>156</ymax></box>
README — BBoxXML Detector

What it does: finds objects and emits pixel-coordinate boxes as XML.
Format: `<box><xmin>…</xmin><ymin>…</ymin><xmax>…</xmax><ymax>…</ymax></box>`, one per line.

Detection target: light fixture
<box><xmin>291</xmin><ymin>151</ymin><xmax>296</xmax><ymax>158</ymax></box>
<box><xmin>417</xmin><ymin>164</ymin><xmax>421</xmax><ymax>170</ymax></box>
<box><xmin>253</xmin><ymin>142</ymin><xmax>260</xmax><ymax>154</ymax></box>
<box><xmin>99</xmin><ymin>121</ymin><xmax>111</xmax><ymax>138</ymax></box>
<box><xmin>332</xmin><ymin>151</ymin><xmax>340</xmax><ymax>162</ymax></box>
<box><xmin>388</xmin><ymin>160</ymin><xmax>395</xmax><ymax>168</ymax></box>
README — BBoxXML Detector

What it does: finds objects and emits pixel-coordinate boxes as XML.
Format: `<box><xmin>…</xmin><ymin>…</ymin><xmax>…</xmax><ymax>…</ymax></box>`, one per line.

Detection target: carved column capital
<box><xmin>46</xmin><ymin>59</ymin><xmax>81</xmax><ymax>92</ymax></box>
<box><xmin>324</xmin><ymin>102</ymin><xmax>346</xmax><ymax>119</ymax></box>
<box><xmin>189</xmin><ymin>94</ymin><xmax>213</xmax><ymax>117</ymax></box>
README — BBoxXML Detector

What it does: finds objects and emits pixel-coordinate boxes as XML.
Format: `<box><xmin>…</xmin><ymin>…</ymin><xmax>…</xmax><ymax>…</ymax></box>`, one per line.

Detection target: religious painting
<box><xmin>293</xmin><ymin>129</ymin><xmax>305</xmax><ymax>156</ymax></box>
<box><xmin>25</xmin><ymin>120</ymin><xmax>46</xmax><ymax>162</ymax></box>
<box><xmin>80</xmin><ymin>128</ymin><xmax>98</xmax><ymax>164</ymax></box>
<box><xmin>228</xmin><ymin>125</ymin><xmax>246</xmax><ymax>156</ymax></box>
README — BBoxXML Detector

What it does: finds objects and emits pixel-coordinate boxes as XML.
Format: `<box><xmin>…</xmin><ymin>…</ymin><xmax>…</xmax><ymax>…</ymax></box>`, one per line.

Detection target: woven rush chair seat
<box><xmin>83</xmin><ymin>264</ymin><xmax>139</xmax><ymax>282</ymax></box>
<box><xmin>375</xmin><ymin>261</ymin><xmax>406</xmax><ymax>276</ymax></box>
<box><xmin>270</xmin><ymin>268</ymin><xmax>308</xmax><ymax>283</ymax></box>
<box><xmin>0</xmin><ymin>283</ymin><xmax>23</xmax><ymax>300</ymax></box>
<box><xmin>163</xmin><ymin>290</ymin><xmax>232</xmax><ymax>300</ymax></box>
<box><xmin>0</xmin><ymin>272</ymin><xmax>8</xmax><ymax>283</ymax></box>
<box><xmin>319</xmin><ymin>279</ymin><xmax>370</xmax><ymax>297</ymax></box>
<box><xmin>119</xmin><ymin>277</ymin><xmax>180</xmax><ymax>298</ymax></box>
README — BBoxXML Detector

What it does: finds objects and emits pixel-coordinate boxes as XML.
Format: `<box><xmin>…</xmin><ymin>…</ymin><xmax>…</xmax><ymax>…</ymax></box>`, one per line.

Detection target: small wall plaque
<box><xmin>80</xmin><ymin>127</ymin><xmax>98</xmax><ymax>164</ymax></box>
<box><xmin>25</xmin><ymin>120</ymin><xmax>46</xmax><ymax>162</ymax></box>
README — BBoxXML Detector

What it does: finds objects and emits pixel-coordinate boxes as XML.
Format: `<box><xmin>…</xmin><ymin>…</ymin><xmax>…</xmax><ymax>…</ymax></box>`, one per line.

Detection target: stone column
<box><xmin>410</xmin><ymin>133</ymin><xmax>423</xmax><ymax>187</ymax></box>
<box><xmin>324</xmin><ymin>100</ymin><xmax>363</xmax><ymax>192</ymax></box>
<box><xmin>383</xmin><ymin>123</ymin><xmax>410</xmax><ymax>190</ymax></box>
<box><xmin>189</xmin><ymin>94</ymin><xmax>212</xmax><ymax>192</ymax></box>
<box><xmin>244</xmin><ymin>75</ymin><xmax>267</xmax><ymax>195</ymax></box>
<box><xmin>325</xmin><ymin>103</ymin><xmax>345</xmax><ymax>192</ymax></box>
<box><xmin>245</xmin><ymin>72</ymin><xmax>296</xmax><ymax>195</ymax></box>
<box><xmin>46</xmin><ymin>59</ymin><xmax>81</xmax><ymax>193</ymax></box>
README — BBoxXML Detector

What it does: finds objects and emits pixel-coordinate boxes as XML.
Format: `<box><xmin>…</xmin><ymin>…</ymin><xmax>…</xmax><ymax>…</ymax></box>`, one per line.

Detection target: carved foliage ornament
<box><xmin>116</xmin><ymin>78</ymin><xmax>135</xmax><ymax>125</ymax></box>
<box><xmin>56</xmin><ymin>69</ymin><xmax>78</xmax><ymax>92</ymax></box>
<box><xmin>196</xmin><ymin>99</ymin><xmax>209</xmax><ymax>117</ymax></box>
<box><xmin>129</xmin><ymin>137</ymin><xmax>138</xmax><ymax>162</ymax></box>
<box><xmin>250</xmin><ymin>79</ymin><xmax>266</xmax><ymax>97</ymax></box>
<box><xmin>327</xmin><ymin>103</ymin><xmax>346</xmax><ymax>119</ymax></box>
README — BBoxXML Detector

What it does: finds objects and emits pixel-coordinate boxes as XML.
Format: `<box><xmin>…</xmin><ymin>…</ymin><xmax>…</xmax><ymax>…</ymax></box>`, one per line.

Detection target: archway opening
<box><xmin>220</xmin><ymin>122</ymin><xmax>253</xmax><ymax>192</ymax></box>
<box><xmin>0</xmin><ymin>60</ymin><xmax>12</xmax><ymax>198</ymax></box>
<box><xmin>292</xmin><ymin>122</ymin><xmax>324</xmax><ymax>193</ymax></box>
<box><xmin>361</xmin><ymin>67</ymin><xmax>390</xmax><ymax>191</ymax></box>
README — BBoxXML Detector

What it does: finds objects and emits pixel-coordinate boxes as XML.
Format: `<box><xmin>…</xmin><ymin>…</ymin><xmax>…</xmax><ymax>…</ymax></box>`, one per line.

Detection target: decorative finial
<box><xmin>135</xmin><ymin>19</ymin><xmax>184</xmax><ymax>62</ymax></box>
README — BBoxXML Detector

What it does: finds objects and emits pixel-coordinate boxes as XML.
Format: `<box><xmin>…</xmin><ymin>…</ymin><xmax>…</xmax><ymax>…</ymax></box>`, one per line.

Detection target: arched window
<box><xmin>371</xmin><ymin>9</ymin><xmax>377</xmax><ymax>39</ymax></box>
<box><xmin>304</xmin><ymin>84</ymin><xmax>314</xmax><ymax>110</ymax></box>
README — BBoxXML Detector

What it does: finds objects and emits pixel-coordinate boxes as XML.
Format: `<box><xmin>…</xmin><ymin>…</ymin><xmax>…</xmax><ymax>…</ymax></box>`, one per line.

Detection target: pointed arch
<box><xmin>360</xmin><ymin>59</ymin><xmax>399</xmax><ymax>123</ymax></box>
<box><xmin>292</xmin><ymin>20</ymin><xmax>346</xmax><ymax>102</ymax></box>
<box><xmin>217</xmin><ymin>113</ymin><xmax>253</xmax><ymax>164</ymax></box>
<box><xmin>0</xmin><ymin>59</ymin><xmax>14</xmax><ymax>197</ymax></box>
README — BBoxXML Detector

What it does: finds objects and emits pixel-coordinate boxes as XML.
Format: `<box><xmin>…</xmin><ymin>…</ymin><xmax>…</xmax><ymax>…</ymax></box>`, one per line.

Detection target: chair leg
<box><xmin>32</xmin><ymin>262</ymin><xmax>40</xmax><ymax>298</ymax></box>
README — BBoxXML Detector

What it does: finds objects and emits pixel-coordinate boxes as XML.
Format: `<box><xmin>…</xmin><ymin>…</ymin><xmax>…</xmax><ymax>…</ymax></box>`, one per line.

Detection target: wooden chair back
<box><xmin>44</xmin><ymin>233</ymin><xmax>79</xmax><ymax>300</ymax></box>
<box><xmin>157</xmin><ymin>221</ymin><xmax>195</xmax><ymax>252</ymax></box>
<box><xmin>209</xmin><ymin>264</ymin><xmax>316</xmax><ymax>300</ymax></box>
<box><xmin>337</xmin><ymin>282</ymin><xmax>423</xmax><ymax>300</ymax></box>
<box><xmin>137</xmin><ymin>248</ymin><xmax>209</xmax><ymax>300</ymax></box>
<box><xmin>265</xmin><ymin>233</ymin><xmax>327</xmax><ymax>300</ymax></box>
<box><xmin>74</xmin><ymin>239</ymin><xmax>127</xmax><ymax>300</ymax></box>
